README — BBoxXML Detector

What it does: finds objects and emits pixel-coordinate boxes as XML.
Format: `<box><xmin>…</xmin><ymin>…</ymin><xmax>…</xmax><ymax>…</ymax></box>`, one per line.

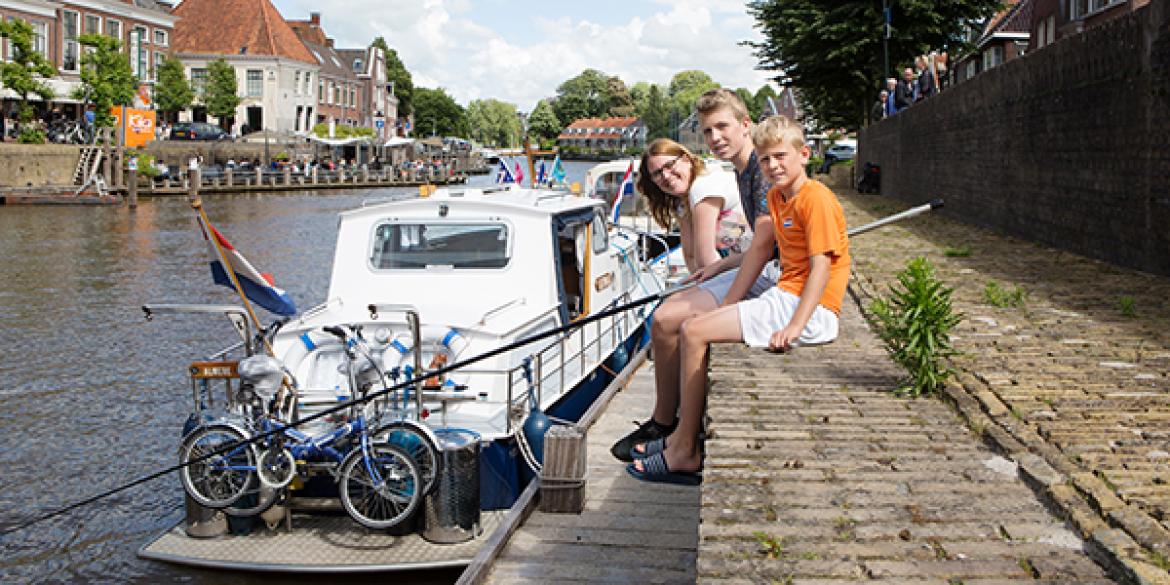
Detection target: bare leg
<box><xmin>649</xmin><ymin>288</ymin><xmax>718</xmax><ymax>425</ymax></box>
<box><xmin>635</xmin><ymin>304</ymin><xmax>743</xmax><ymax>474</ymax></box>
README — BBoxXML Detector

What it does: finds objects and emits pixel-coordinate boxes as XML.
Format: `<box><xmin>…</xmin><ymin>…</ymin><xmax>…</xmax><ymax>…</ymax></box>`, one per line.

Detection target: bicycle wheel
<box><xmin>338</xmin><ymin>443</ymin><xmax>422</xmax><ymax>530</ymax></box>
<box><xmin>376</xmin><ymin>421</ymin><xmax>440</xmax><ymax>496</ymax></box>
<box><xmin>179</xmin><ymin>424</ymin><xmax>258</xmax><ymax>509</ymax></box>
<box><xmin>257</xmin><ymin>447</ymin><xmax>296</xmax><ymax>489</ymax></box>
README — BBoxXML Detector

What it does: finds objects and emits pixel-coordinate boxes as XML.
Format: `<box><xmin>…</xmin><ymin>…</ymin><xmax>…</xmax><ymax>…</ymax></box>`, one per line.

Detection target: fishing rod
<box><xmin>0</xmin><ymin>199</ymin><xmax>942</xmax><ymax>538</ymax></box>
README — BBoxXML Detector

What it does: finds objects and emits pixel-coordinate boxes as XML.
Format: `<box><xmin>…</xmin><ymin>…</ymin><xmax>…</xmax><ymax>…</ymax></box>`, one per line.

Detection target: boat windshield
<box><xmin>370</xmin><ymin>222</ymin><xmax>510</xmax><ymax>269</ymax></box>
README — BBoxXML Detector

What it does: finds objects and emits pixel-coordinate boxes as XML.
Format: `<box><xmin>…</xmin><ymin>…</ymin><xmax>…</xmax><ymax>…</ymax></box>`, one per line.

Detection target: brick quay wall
<box><xmin>859</xmin><ymin>1</ymin><xmax>1170</xmax><ymax>276</ymax></box>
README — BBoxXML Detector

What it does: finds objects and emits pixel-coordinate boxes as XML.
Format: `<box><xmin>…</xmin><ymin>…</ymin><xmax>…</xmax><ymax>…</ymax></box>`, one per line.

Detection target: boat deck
<box><xmin>139</xmin><ymin>509</ymin><xmax>505</xmax><ymax>573</ymax></box>
<box><xmin>477</xmin><ymin>357</ymin><xmax>700</xmax><ymax>584</ymax></box>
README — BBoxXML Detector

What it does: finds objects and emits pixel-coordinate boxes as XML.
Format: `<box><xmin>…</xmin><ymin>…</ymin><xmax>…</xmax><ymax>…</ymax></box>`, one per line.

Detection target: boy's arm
<box><xmin>770</xmin><ymin>253</ymin><xmax>830</xmax><ymax>351</ymax></box>
<box><xmin>719</xmin><ymin>215</ymin><xmax>775</xmax><ymax>306</ymax></box>
<box><xmin>687</xmin><ymin>251</ymin><xmax>742</xmax><ymax>283</ymax></box>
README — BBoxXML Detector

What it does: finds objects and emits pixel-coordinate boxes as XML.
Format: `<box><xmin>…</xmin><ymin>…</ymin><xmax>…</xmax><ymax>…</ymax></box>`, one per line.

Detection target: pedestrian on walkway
<box><xmin>871</xmin><ymin>90</ymin><xmax>889</xmax><ymax>124</ymax></box>
<box><xmin>627</xmin><ymin>115</ymin><xmax>850</xmax><ymax>484</ymax></box>
<box><xmin>916</xmin><ymin>55</ymin><xmax>936</xmax><ymax>101</ymax></box>
<box><xmin>895</xmin><ymin>68</ymin><xmax>915</xmax><ymax>110</ymax></box>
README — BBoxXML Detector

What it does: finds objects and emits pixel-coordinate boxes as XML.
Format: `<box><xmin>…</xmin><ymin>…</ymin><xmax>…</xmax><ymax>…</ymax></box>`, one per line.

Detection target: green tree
<box><xmin>552</xmin><ymin>68</ymin><xmax>609</xmax><ymax>123</ymax></box>
<box><xmin>154</xmin><ymin>55</ymin><xmax>193</xmax><ymax>124</ymax></box>
<box><xmin>413</xmin><ymin>87</ymin><xmax>467</xmax><ymax>137</ymax></box>
<box><xmin>372</xmin><ymin>37</ymin><xmax>414</xmax><ymax>117</ymax></box>
<box><xmin>203</xmin><ymin>59</ymin><xmax>240</xmax><ymax>130</ymax></box>
<box><xmin>668</xmin><ymin>69</ymin><xmax>719</xmax><ymax>115</ymax></box>
<box><xmin>629</xmin><ymin>81</ymin><xmax>652</xmax><ymax>116</ymax></box>
<box><xmin>0</xmin><ymin>19</ymin><xmax>56</xmax><ymax>142</ymax></box>
<box><xmin>643</xmin><ymin>84</ymin><xmax>670</xmax><ymax>140</ymax></box>
<box><xmin>606</xmin><ymin>76</ymin><xmax>636</xmax><ymax>117</ymax></box>
<box><xmin>527</xmin><ymin>99</ymin><xmax>561</xmax><ymax>142</ymax></box>
<box><xmin>747</xmin><ymin>0</ymin><xmax>1001</xmax><ymax>129</ymax></box>
<box><xmin>75</xmin><ymin>33</ymin><xmax>136</xmax><ymax>129</ymax></box>
<box><xmin>754</xmin><ymin>84</ymin><xmax>778</xmax><ymax>120</ymax></box>
<box><xmin>735</xmin><ymin>87</ymin><xmax>760</xmax><ymax>121</ymax></box>
<box><xmin>467</xmin><ymin>98</ymin><xmax>520</xmax><ymax>147</ymax></box>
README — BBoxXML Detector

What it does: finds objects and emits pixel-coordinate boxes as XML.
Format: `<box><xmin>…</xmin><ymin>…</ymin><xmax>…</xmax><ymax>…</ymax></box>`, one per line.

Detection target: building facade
<box><xmin>0</xmin><ymin>0</ymin><xmax>177</xmax><ymax>112</ymax></box>
<box><xmin>556</xmin><ymin>117</ymin><xmax>645</xmax><ymax>154</ymax></box>
<box><xmin>287</xmin><ymin>13</ymin><xmax>361</xmax><ymax>134</ymax></box>
<box><xmin>337</xmin><ymin>46</ymin><xmax>396</xmax><ymax>140</ymax></box>
<box><xmin>171</xmin><ymin>0</ymin><xmax>317</xmax><ymax>134</ymax></box>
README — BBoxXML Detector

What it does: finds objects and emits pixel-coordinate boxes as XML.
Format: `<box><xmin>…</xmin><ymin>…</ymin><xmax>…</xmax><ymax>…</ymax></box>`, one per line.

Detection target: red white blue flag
<box><xmin>196</xmin><ymin>216</ymin><xmax>297</xmax><ymax>316</ymax></box>
<box><xmin>495</xmin><ymin>159</ymin><xmax>515</xmax><ymax>183</ymax></box>
<box><xmin>609</xmin><ymin>161</ymin><xmax>635</xmax><ymax>224</ymax></box>
<box><xmin>536</xmin><ymin>159</ymin><xmax>547</xmax><ymax>185</ymax></box>
<box><xmin>514</xmin><ymin>159</ymin><xmax>525</xmax><ymax>185</ymax></box>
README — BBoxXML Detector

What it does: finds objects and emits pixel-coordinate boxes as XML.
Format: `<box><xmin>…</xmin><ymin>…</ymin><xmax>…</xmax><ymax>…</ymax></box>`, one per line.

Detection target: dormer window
<box><xmin>353</xmin><ymin>58</ymin><xmax>363</xmax><ymax>73</ymax></box>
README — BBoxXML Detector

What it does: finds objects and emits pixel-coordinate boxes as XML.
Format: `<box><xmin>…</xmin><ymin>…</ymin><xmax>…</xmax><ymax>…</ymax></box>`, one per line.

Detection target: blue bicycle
<box><xmin>179</xmin><ymin>325</ymin><xmax>424</xmax><ymax>529</ymax></box>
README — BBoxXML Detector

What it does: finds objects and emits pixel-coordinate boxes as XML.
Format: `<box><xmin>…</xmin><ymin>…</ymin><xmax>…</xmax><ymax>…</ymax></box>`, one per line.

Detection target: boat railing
<box><xmin>503</xmin><ymin>292</ymin><xmax>638</xmax><ymax>434</ymax></box>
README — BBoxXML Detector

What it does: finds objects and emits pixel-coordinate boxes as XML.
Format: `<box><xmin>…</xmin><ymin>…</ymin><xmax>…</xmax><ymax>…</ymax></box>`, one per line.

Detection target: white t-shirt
<box><xmin>686</xmin><ymin>168</ymin><xmax>751</xmax><ymax>254</ymax></box>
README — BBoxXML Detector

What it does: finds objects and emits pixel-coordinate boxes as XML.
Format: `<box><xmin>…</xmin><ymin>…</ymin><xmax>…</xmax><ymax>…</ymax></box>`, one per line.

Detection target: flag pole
<box><xmin>187</xmin><ymin>168</ymin><xmax>298</xmax><ymax>419</ymax></box>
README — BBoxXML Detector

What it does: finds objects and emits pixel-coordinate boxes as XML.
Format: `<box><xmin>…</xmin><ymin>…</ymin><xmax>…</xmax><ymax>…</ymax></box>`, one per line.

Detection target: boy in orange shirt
<box><xmin>630</xmin><ymin>116</ymin><xmax>850</xmax><ymax>483</ymax></box>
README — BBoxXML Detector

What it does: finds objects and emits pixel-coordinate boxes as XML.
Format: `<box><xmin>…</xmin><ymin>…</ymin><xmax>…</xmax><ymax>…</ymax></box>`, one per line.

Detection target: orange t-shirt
<box><xmin>767</xmin><ymin>179</ymin><xmax>851</xmax><ymax>314</ymax></box>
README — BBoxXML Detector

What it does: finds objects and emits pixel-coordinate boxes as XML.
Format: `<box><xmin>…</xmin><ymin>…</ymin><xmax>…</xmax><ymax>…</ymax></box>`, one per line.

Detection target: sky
<box><xmin>268</xmin><ymin>0</ymin><xmax>777</xmax><ymax>111</ymax></box>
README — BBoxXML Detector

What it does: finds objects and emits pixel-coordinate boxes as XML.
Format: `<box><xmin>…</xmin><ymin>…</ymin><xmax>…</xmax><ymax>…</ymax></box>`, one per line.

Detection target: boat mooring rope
<box><xmin>0</xmin><ymin>284</ymin><xmax>682</xmax><ymax>538</ymax></box>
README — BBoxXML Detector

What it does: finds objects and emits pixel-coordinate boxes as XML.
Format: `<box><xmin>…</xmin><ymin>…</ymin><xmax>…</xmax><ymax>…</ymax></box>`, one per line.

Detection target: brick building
<box><xmin>171</xmin><ymin>0</ymin><xmax>318</xmax><ymax>134</ymax></box>
<box><xmin>0</xmin><ymin>0</ymin><xmax>177</xmax><ymax>115</ymax></box>
<box><xmin>954</xmin><ymin>0</ymin><xmax>1034</xmax><ymax>83</ymax></box>
<box><xmin>286</xmin><ymin>13</ymin><xmax>362</xmax><ymax>134</ymax></box>
<box><xmin>1030</xmin><ymin>0</ymin><xmax>1152</xmax><ymax>51</ymax></box>
<box><xmin>336</xmin><ymin>47</ymin><xmax>396</xmax><ymax>141</ymax></box>
<box><xmin>556</xmin><ymin>117</ymin><xmax>645</xmax><ymax>154</ymax></box>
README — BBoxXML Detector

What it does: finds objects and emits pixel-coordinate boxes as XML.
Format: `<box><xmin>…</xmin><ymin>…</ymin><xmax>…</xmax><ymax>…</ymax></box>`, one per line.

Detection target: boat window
<box><xmin>591</xmin><ymin>214</ymin><xmax>608</xmax><ymax>253</ymax></box>
<box><xmin>370</xmin><ymin>222</ymin><xmax>510</xmax><ymax>269</ymax></box>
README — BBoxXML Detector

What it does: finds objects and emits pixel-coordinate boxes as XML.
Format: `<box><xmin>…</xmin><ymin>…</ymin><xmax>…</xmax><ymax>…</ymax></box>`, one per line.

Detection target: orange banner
<box><xmin>111</xmin><ymin>106</ymin><xmax>156</xmax><ymax>148</ymax></box>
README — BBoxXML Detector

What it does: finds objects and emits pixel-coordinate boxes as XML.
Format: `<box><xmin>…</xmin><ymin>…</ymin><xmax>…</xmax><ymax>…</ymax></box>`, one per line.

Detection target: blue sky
<box><xmin>269</xmin><ymin>0</ymin><xmax>775</xmax><ymax>110</ymax></box>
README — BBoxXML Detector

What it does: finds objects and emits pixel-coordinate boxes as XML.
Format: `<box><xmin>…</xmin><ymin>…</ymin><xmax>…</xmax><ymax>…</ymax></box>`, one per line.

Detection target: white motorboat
<box><xmin>140</xmin><ymin>183</ymin><xmax>668</xmax><ymax>572</ymax></box>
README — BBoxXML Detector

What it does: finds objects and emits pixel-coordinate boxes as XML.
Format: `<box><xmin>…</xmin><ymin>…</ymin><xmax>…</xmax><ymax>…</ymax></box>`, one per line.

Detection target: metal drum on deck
<box><xmin>422</xmin><ymin>429</ymin><xmax>481</xmax><ymax>544</ymax></box>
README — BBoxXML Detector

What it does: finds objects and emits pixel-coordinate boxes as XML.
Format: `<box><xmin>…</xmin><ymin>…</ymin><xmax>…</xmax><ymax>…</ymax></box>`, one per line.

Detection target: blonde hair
<box><xmin>695</xmin><ymin>88</ymin><xmax>750</xmax><ymax>122</ymax></box>
<box><xmin>636</xmin><ymin>138</ymin><xmax>706</xmax><ymax>229</ymax></box>
<box><xmin>751</xmin><ymin>115</ymin><xmax>806</xmax><ymax>152</ymax></box>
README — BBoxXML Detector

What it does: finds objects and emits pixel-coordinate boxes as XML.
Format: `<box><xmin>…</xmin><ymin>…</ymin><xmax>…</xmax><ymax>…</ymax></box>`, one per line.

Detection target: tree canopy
<box><xmin>606</xmin><ymin>76</ymin><xmax>636</xmax><ymax>117</ymax></box>
<box><xmin>642</xmin><ymin>84</ymin><xmax>670</xmax><ymax>140</ymax></box>
<box><xmin>372</xmin><ymin>37</ymin><xmax>414</xmax><ymax>117</ymax></box>
<box><xmin>552</xmin><ymin>69</ymin><xmax>610</xmax><ymax>123</ymax></box>
<box><xmin>467</xmin><ymin>98</ymin><xmax>520</xmax><ymax>147</ymax></box>
<box><xmin>667</xmin><ymin>70</ymin><xmax>719</xmax><ymax>117</ymax></box>
<box><xmin>203</xmin><ymin>58</ymin><xmax>240</xmax><ymax>128</ymax></box>
<box><xmin>154</xmin><ymin>55</ymin><xmax>193</xmax><ymax>123</ymax></box>
<box><xmin>76</xmin><ymin>33</ymin><xmax>137</xmax><ymax>129</ymax></box>
<box><xmin>747</xmin><ymin>0</ymin><xmax>1001</xmax><ymax>129</ymax></box>
<box><xmin>413</xmin><ymin>87</ymin><xmax>467</xmax><ymax>137</ymax></box>
<box><xmin>0</xmin><ymin>18</ymin><xmax>55</xmax><ymax>132</ymax></box>
<box><xmin>527</xmin><ymin>99</ymin><xmax>561</xmax><ymax>143</ymax></box>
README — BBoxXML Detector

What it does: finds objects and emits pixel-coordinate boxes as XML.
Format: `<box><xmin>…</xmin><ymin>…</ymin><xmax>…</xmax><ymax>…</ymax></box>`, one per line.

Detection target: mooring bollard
<box><xmin>127</xmin><ymin>168</ymin><xmax>138</xmax><ymax>209</ymax></box>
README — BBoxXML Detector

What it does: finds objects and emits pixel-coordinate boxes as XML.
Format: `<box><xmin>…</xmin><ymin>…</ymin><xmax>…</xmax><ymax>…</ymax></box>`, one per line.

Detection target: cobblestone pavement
<box><xmin>700</xmin><ymin>297</ymin><xmax>1114</xmax><ymax>584</ymax></box>
<box><xmin>839</xmin><ymin>187</ymin><xmax>1170</xmax><ymax>582</ymax></box>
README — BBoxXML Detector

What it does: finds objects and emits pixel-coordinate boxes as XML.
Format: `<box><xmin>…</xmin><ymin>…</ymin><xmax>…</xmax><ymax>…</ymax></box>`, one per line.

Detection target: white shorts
<box><xmin>736</xmin><ymin>287</ymin><xmax>839</xmax><ymax>348</ymax></box>
<box><xmin>699</xmin><ymin>260</ymin><xmax>781</xmax><ymax>304</ymax></box>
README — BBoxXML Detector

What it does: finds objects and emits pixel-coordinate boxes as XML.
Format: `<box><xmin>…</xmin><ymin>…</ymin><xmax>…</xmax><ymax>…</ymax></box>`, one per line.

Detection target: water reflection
<box><xmin>0</xmin><ymin>163</ymin><xmax>597</xmax><ymax>583</ymax></box>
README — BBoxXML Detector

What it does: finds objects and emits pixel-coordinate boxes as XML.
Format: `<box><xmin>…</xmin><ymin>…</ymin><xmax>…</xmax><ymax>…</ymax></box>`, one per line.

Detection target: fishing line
<box><xmin>0</xmin><ymin>285</ymin><xmax>683</xmax><ymax>538</ymax></box>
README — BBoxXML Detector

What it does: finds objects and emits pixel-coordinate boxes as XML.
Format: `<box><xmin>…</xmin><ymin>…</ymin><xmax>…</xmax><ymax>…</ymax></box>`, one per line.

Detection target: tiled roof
<box><xmin>171</xmin><ymin>0</ymin><xmax>315</xmax><ymax>64</ymax></box>
<box><xmin>981</xmin><ymin>0</ymin><xmax>1032</xmax><ymax>40</ymax></box>
<box><xmin>562</xmin><ymin>117</ymin><xmax>640</xmax><ymax>130</ymax></box>
<box><xmin>336</xmin><ymin>49</ymin><xmax>370</xmax><ymax>76</ymax></box>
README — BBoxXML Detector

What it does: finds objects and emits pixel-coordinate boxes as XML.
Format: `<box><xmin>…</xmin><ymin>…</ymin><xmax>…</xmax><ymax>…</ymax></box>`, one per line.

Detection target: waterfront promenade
<box><xmin>696</xmin><ymin>182</ymin><xmax>1170</xmax><ymax>583</ymax></box>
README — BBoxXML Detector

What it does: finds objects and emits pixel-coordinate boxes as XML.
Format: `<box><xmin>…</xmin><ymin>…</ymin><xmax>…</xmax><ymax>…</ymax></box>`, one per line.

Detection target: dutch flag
<box><xmin>609</xmin><ymin>161</ymin><xmax>635</xmax><ymax>224</ymax></box>
<box><xmin>196</xmin><ymin>216</ymin><xmax>297</xmax><ymax>316</ymax></box>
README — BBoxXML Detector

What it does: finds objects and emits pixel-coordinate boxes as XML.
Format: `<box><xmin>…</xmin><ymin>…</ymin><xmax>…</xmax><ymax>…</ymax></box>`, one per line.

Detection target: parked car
<box><xmin>824</xmin><ymin>144</ymin><xmax>856</xmax><ymax>162</ymax></box>
<box><xmin>170</xmin><ymin>122</ymin><xmax>229</xmax><ymax>141</ymax></box>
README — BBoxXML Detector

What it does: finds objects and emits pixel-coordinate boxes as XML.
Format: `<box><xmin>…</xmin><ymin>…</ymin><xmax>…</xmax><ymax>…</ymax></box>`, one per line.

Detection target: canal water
<box><xmin>0</xmin><ymin>161</ymin><xmax>601</xmax><ymax>584</ymax></box>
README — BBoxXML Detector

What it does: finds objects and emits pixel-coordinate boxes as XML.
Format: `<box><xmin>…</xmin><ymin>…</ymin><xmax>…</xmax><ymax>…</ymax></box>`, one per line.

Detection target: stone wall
<box><xmin>859</xmin><ymin>1</ymin><xmax>1170</xmax><ymax>276</ymax></box>
<box><xmin>0</xmin><ymin>144</ymin><xmax>82</xmax><ymax>187</ymax></box>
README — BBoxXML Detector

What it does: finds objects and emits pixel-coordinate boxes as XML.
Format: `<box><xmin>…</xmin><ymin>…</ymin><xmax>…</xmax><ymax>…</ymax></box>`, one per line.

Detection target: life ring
<box><xmin>383</xmin><ymin>325</ymin><xmax>470</xmax><ymax>391</ymax></box>
<box><xmin>278</xmin><ymin>329</ymin><xmax>345</xmax><ymax>387</ymax></box>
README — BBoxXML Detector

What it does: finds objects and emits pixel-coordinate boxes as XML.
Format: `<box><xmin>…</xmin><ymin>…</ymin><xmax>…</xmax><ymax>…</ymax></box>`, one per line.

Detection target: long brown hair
<box><xmin>636</xmin><ymin>138</ymin><xmax>705</xmax><ymax>229</ymax></box>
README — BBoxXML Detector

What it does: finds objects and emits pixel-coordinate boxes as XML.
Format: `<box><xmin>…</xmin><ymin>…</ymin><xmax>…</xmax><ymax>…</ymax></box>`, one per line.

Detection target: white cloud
<box><xmin>270</xmin><ymin>0</ymin><xmax>776</xmax><ymax>109</ymax></box>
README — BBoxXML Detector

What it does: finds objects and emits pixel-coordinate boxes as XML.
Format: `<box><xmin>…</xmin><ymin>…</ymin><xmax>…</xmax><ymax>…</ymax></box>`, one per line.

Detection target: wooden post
<box><xmin>312</xmin><ymin>166</ymin><xmax>318</xmax><ymax>185</ymax></box>
<box><xmin>283</xmin><ymin>167</ymin><xmax>291</xmax><ymax>186</ymax></box>
<box><xmin>187</xmin><ymin>167</ymin><xmax>199</xmax><ymax>201</ymax></box>
<box><xmin>127</xmin><ymin>168</ymin><xmax>138</xmax><ymax>209</ymax></box>
<box><xmin>225</xmin><ymin>168</ymin><xmax>233</xmax><ymax>187</ymax></box>
<box><xmin>539</xmin><ymin>424</ymin><xmax>587</xmax><ymax>514</ymax></box>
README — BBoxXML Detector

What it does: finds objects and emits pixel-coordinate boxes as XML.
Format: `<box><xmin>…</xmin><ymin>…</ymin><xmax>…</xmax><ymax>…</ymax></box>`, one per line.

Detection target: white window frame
<box><xmin>62</xmin><ymin>10</ymin><xmax>80</xmax><ymax>72</ymax></box>
<box><xmin>245</xmin><ymin>69</ymin><xmax>263</xmax><ymax>97</ymax></box>
<box><xmin>83</xmin><ymin>13</ymin><xmax>101</xmax><ymax>36</ymax></box>
<box><xmin>294</xmin><ymin>71</ymin><xmax>301</xmax><ymax>95</ymax></box>
<box><xmin>106</xmin><ymin>19</ymin><xmax>122</xmax><ymax>47</ymax></box>
<box><xmin>190</xmin><ymin>67</ymin><xmax>208</xmax><ymax>97</ymax></box>
<box><xmin>153</xmin><ymin>29</ymin><xmax>168</xmax><ymax>47</ymax></box>
<box><xmin>130</xmin><ymin>26</ymin><xmax>148</xmax><ymax>79</ymax></box>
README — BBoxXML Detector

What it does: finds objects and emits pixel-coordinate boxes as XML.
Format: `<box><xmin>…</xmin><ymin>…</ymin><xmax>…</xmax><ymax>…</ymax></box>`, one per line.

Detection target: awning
<box><xmin>383</xmin><ymin>136</ymin><xmax>415</xmax><ymax>147</ymax></box>
<box><xmin>307</xmin><ymin>135</ymin><xmax>372</xmax><ymax>146</ymax></box>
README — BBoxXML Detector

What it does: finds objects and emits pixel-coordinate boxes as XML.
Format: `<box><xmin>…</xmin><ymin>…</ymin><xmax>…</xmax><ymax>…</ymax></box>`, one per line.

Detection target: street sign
<box><xmin>375</xmin><ymin>117</ymin><xmax>385</xmax><ymax>129</ymax></box>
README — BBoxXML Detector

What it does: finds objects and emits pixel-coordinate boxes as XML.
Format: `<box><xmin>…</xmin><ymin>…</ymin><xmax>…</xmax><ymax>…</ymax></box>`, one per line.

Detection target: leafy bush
<box><xmin>869</xmin><ymin>257</ymin><xmax>963</xmax><ymax>397</ymax></box>
<box><xmin>126</xmin><ymin>150</ymin><xmax>160</xmax><ymax>178</ymax></box>
<box><xmin>18</xmin><ymin>125</ymin><xmax>45</xmax><ymax>144</ymax></box>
